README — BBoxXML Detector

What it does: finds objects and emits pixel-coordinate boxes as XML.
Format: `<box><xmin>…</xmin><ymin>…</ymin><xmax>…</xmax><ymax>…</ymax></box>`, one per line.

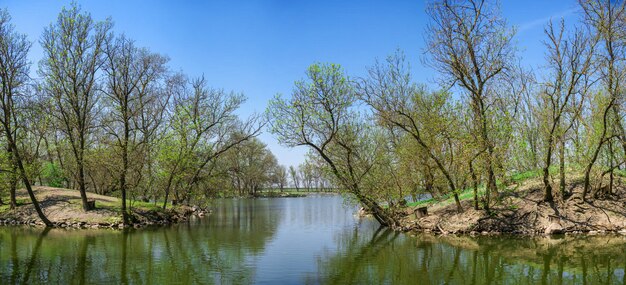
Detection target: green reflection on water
<box><xmin>0</xmin><ymin>195</ymin><xmax>624</xmax><ymax>284</ymax></box>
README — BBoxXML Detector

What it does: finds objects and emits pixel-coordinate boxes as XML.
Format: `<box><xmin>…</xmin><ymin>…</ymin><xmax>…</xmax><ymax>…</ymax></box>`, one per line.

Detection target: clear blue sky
<box><xmin>3</xmin><ymin>0</ymin><xmax>579</xmax><ymax>168</ymax></box>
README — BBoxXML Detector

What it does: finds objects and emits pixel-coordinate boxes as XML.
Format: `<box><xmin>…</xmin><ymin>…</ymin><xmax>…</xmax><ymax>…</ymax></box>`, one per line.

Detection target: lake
<box><xmin>0</xmin><ymin>194</ymin><xmax>625</xmax><ymax>284</ymax></box>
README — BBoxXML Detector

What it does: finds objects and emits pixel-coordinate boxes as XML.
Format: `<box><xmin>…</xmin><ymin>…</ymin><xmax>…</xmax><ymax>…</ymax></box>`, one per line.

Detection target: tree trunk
<box><xmin>559</xmin><ymin>138</ymin><xmax>566</xmax><ymax>198</ymax></box>
<box><xmin>453</xmin><ymin>193</ymin><xmax>462</xmax><ymax>212</ymax></box>
<box><xmin>120</xmin><ymin>153</ymin><xmax>128</xmax><ymax>223</ymax></box>
<box><xmin>120</xmin><ymin>117</ymin><xmax>130</xmax><ymax>224</ymax></box>
<box><xmin>78</xmin><ymin>159</ymin><xmax>90</xmax><ymax>211</ymax></box>
<box><xmin>162</xmin><ymin>173</ymin><xmax>175</xmax><ymax>209</ymax></box>
<box><xmin>355</xmin><ymin>191</ymin><xmax>398</xmax><ymax>228</ymax></box>
<box><xmin>7</xmin><ymin>146</ymin><xmax>17</xmax><ymax>209</ymax></box>
<box><xmin>608</xmin><ymin>140</ymin><xmax>615</xmax><ymax>196</ymax></box>
<box><xmin>470</xmin><ymin>161</ymin><xmax>479</xmax><ymax>210</ymax></box>
<box><xmin>7</xmin><ymin>137</ymin><xmax>53</xmax><ymax>227</ymax></box>
<box><xmin>77</xmin><ymin>132</ymin><xmax>90</xmax><ymax>211</ymax></box>
<box><xmin>583</xmin><ymin>138</ymin><xmax>605</xmax><ymax>200</ymax></box>
<box><xmin>543</xmin><ymin>136</ymin><xmax>554</xmax><ymax>202</ymax></box>
<box><xmin>478</xmin><ymin>103</ymin><xmax>497</xmax><ymax>209</ymax></box>
<box><xmin>582</xmin><ymin>98</ymin><xmax>614</xmax><ymax>200</ymax></box>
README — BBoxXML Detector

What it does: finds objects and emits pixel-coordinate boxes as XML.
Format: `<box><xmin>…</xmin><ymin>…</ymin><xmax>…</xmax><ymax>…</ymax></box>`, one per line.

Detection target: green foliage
<box><xmin>41</xmin><ymin>162</ymin><xmax>65</xmax><ymax>187</ymax></box>
<box><xmin>511</xmin><ymin>169</ymin><xmax>542</xmax><ymax>183</ymax></box>
<box><xmin>406</xmin><ymin>186</ymin><xmax>486</xmax><ymax>208</ymax></box>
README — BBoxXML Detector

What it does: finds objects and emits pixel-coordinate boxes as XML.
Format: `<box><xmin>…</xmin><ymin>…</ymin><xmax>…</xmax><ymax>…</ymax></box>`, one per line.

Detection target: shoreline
<box><xmin>0</xmin><ymin>186</ymin><xmax>209</xmax><ymax>230</ymax></box>
<box><xmin>0</xmin><ymin>205</ymin><xmax>209</xmax><ymax>230</ymax></box>
<box><xmin>390</xmin><ymin>177</ymin><xmax>626</xmax><ymax>236</ymax></box>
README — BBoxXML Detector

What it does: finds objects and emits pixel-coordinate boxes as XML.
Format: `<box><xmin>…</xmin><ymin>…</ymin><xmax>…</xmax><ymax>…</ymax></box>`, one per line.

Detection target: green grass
<box><xmin>510</xmin><ymin>165</ymin><xmax>585</xmax><ymax>183</ymax></box>
<box><xmin>511</xmin><ymin>169</ymin><xmax>543</xmax><ymax>182</ymax></box>
<box><xmin>406</xmin><ymin>186</ymin><xmax>487</xmax><ymax>208</ymax></box>
<box><xmin>97</xmin><ymin>199</ymin><xmax>164</xmax><ymax>212</ymax></box>
<box><xmin>0</xmin><ymin>197</ymin><xmax>31</xmax><ymax>214</ymax></box>
<box><xmin>510</xmin><ymin>167</ymin><xmax>558</xmax><ymax>183</ymax></box>
<box><xmin>404</xmin><ymin>166</ymin><xmax>573</xmax><ymax>209</ymax></box>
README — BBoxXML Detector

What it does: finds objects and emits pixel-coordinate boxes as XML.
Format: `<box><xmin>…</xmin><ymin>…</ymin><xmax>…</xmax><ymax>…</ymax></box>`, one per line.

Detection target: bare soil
<box><xmin>399</xmin><ymin>177</ymin><xmax>626</xmax><ymax>235</ymax></box>
<box><xmin>0</xmin><ymin>186</ymin><xmax>203</xmax><ymax>228</ymax></box>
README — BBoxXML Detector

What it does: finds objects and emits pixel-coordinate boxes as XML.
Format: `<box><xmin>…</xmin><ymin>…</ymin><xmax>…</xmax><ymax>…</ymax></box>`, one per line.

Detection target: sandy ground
<box><xmin>0</xmin><ymin>186</ymin><xmax>200</xmax><ymax>227</ymax></box>
<box><xmin>1</xmin><ymin>186</ymin><xmax>122</xmax><ymax>224</ymax></box>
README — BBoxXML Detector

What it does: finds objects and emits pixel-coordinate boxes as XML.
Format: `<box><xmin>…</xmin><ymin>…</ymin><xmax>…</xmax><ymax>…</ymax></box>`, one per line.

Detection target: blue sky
<box><xmin>3</xmin><ymin>0</ymin><xmax>579</xmax><ymax>168</ymax></box>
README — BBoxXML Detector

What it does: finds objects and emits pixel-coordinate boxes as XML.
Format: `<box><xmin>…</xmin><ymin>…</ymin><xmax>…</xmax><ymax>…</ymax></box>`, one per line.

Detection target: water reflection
<box><xmin>311</xmin><ymin>223</ymin><xmax>626</xmax><ymax>284</ymax></box>
<box><xmin>0</xmin><ymin>195</ymin><xmax>624</xmax><ymax>284</ymax></box>
<box><xmin>0</xmin><ymin>198</ymin><xmax>282</xmax><ymax>284</ymax></box>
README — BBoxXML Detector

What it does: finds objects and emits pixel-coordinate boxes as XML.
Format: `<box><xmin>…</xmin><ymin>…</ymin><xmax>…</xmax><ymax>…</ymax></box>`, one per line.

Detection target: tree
<box><xmin>289</xmin><ymin>165</ymin><xmax>300</xmax><ymax>191</ymax></box>
<box><xmin>223</xmin><ymin>137</ymin><xmax>278</xmax><ymax>196</ymax></box>
<box><xmin>39</xmin><ymin>4</ymin><xmax>112</xmax><ymax>211</ymax></box>
<box><xmin>300</xmin><ymin>160</ymin><xmax>315</xmax><ymax>191</ymax></box>
<box><xmin>539</xmin><ymin>20</ymin><xmax>595</xmax><ymax>202</ymax></box>
<box><xmin>103</xmin><ymin>34</ymin><xmax>169</xmax><ymax>223</ymax></box>
<box><xmin>578</xmin><ymin>0</ymin><xmax>626</xmax><ymax>199</ymax></box>
<box><xmin>0</xmin><ymin>9</ymin><xmax>52</xmax><ymax>226</ymax></box>
<box><xmin>272</xmin><ymin>165</ymin><xmax>288</xmax><ymax>191</ymax></box>
<box><xmin>359</xmin><ymin>51</ymin><xmax>464</xmax><ymax>212</ymax></box>
<box><xmin>426</xmin><ymin>0</ymin><xmax>517</xmax><ymax>210</ymax></box>
<box><xmin>268</xmin><ymin>63</ymin><xmax>399</xmax><ymax>228</ymax></box>
<box><xmin>159</xmin><ymin>77</ymin><xmax>261</xmax><ymax>208</ymax></box>
<box><xmin>135</xmin><ymin>72</ymin><xmax>176</xmax><ymax>202</ymax></box>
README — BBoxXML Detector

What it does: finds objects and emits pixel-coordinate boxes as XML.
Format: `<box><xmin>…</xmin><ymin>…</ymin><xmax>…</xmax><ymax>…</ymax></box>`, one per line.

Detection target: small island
<box><xmin>0</xmin><ymin>187</ymin><xmax>207</xmax><ymax>229</ymax></box>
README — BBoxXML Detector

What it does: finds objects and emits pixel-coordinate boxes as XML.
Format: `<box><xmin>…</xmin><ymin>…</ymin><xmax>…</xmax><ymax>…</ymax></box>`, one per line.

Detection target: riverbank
<box><xmin>397</xmin><ymin>175</ymin><xmax>626</xmax><ymax>235</ymax></box>
<box><xmin>0</xmin><ymin>186</ymin><xmax>208</xmax><ymax>229</ymax></box>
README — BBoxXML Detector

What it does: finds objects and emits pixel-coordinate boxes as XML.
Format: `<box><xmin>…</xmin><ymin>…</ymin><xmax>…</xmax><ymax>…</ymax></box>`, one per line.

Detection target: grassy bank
<box><xmin>398</xmin><ymin>171</ymin><xmax>626</xmax><ymax>235</ymax></box>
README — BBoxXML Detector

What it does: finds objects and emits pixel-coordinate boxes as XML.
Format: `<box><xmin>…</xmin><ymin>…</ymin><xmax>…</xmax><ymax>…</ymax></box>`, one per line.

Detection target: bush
<box><xmin>41</xmin><ymin>162</ymin><xmax>66</xmax><ymax>187</ymax></box>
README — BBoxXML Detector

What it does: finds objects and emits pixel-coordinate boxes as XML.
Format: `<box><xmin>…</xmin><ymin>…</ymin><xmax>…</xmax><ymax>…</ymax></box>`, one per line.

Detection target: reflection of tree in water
<box><xmin>2</xmin><ymin>197</ymin><xmax>625</xmax><ymax>284</ymax></box>
<box><xmin>309</xmin><ymin>224</ymin><xmax>626</xmax><ymax>285</ymax></box>
<box><xmin>0</xmin><ymin>198</ymin><xmax>282</xmax><ymax>284</ymax></box>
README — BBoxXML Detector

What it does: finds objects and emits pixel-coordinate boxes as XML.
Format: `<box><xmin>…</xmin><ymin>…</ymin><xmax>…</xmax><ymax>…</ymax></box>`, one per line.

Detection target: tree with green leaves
<box><xmin>359</xmin><ymin>51</ymin><xmax>465</xmax><ymax>212</ymax></box>
<box><xmin>268</xmin><ymin>63</ymin><xmax>399</xmax><ymax>227</ymax></box>
<box><xmin>0</xmin><ymin>9</ymin><xmax>52</xmax><ymax>226</ymax></box>
<box><xmin>39</xmin><ymin>4</ymin><xmax>112</xmax><ymax>211</ymax></box>
<box><xmin>222</xmin><ymin>137</ymin><xmax>279</xmax><ymax>196</ymax></box>
<box><xmin>578</xmin><ymin>0</ymin><xmax>626</xmax><ymax>199</ymax></box>
<box><xmin>425</xmin><ymin>0</ymin><xmax>517</xmax><ymax>210</ymax></box>
<box><xmin>289</xmin><ymin>165</ymin><xmax>301</xmax><ymax>191</ymax></box>
<box><xmin>103</xmin><ymin>34</ymin><xmax>169</xmax><ymax>223</ymax></box>
<box><xmin>159</xmin><ymin>76</ymin><xmax>262</xmax><ymax>208</ymax></box>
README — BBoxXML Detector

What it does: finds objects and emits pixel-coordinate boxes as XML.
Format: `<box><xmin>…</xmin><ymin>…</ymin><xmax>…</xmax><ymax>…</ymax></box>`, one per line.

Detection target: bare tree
<box><xmin>540</xmin><ymin>20</ymin><xmax>596</xmax><ymax>202</ymax></box>
<box><xmin>0</xmin><ymin>9</ymin><xmax>52</xmax><ymax>226</ymax></box>
<box><xmin>425</xmin><ymin>0</ymin><xmax>516</xmax><ymax>210</ymax></box>
<box><xmin>578</xmin><ymin>0</ymin><xmax>626</xmax><ymax>199</ymax></box>
<box><xmin>103</xmin><ymin>34</ymin><xmax>168</xmax><ymax>223</ymax></box>
<box><xmin>39</xmin><ymin>4</ymin><xmax>112</xmax><ymax>211</ymax></box>
<box><xmin>359</xmin><ymin>51</ymin><xmax>464</xmax><ymax>212</ymax></box>
<box><xmin>161</xmin><ymin>77</ymin><xmax>262</xmax><ymax>208</ymax></box>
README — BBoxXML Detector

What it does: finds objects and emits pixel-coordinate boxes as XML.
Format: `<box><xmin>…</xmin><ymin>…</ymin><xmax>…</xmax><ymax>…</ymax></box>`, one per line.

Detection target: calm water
<box><xmin>0</xmin><ymin>194</ymin><xmax>625</xmax><ymax>284</ymax></box>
